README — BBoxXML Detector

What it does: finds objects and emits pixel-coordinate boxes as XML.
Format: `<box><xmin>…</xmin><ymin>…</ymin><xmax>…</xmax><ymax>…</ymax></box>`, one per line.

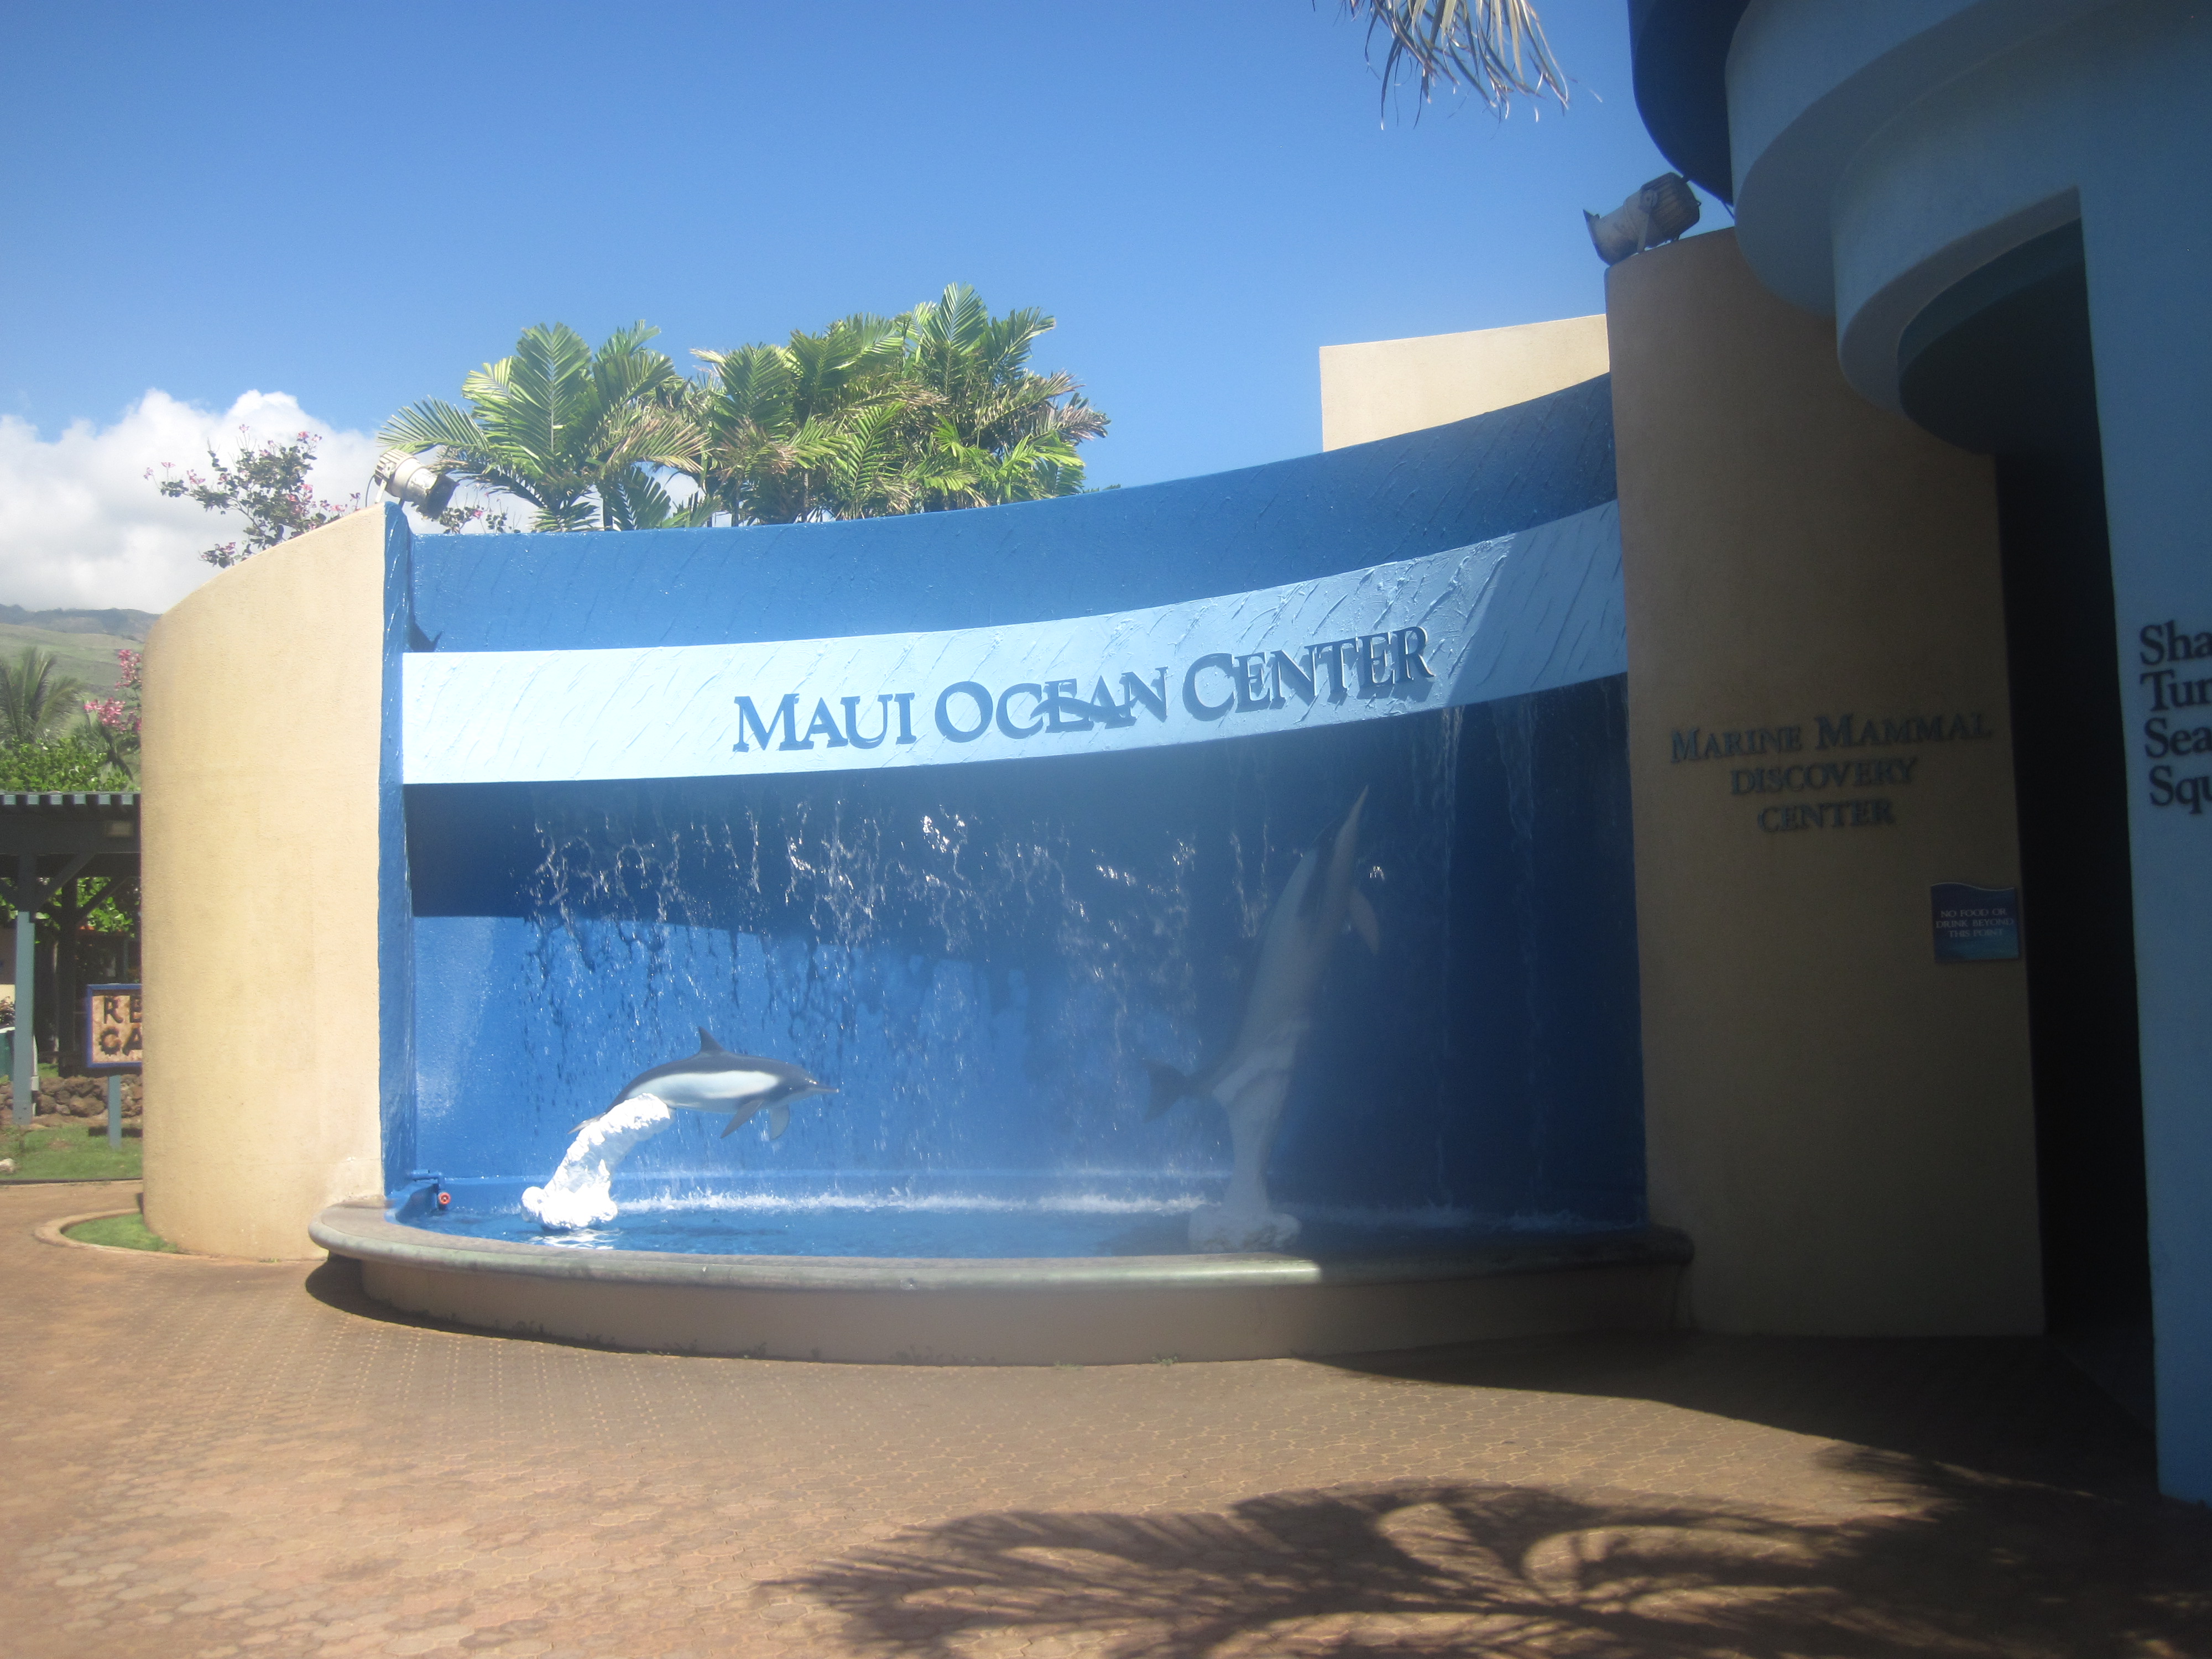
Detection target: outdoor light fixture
<box><xmin>372</xmin><ymin>450</ymin><xmax>458</xmax><ymax>518</ymax></box>
<box><xmin>1584</xmin><ymin>173</ymin><xmax>1700</xmax><ymax>265</ymax></box>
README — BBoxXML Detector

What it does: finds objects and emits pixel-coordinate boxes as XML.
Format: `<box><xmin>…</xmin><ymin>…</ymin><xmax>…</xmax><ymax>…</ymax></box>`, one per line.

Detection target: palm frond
<box><xmin>634</xmin><ymin>286</ymin><xmax>1105</xmax><ymax>527</ymax></box>
<box><xmin>1345</xmin><ymin>0</ymin><xmax>1567</xmax><ymax>113</ymax></box>
<box><xmin>378</xmin><ymin>399</ymin><xmax>489</xmax><ymax>459</ymax></box>
<box><xmin>0</xmin><ymin>648</ymin><xmax>86</xmax><ymax>746</ymax></box>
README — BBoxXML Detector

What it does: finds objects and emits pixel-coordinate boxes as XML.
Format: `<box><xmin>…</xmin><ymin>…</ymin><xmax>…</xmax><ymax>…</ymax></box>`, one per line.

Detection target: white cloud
<box><xmin>0</xmin><ymin>389</ymin><xmax>388</xmax><ymax>613</ymax></box>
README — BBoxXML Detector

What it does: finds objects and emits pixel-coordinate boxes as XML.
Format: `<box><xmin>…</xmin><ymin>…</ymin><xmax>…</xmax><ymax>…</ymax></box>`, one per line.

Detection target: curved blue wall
<box><xmin>389</xmin><ymin>380</ymin><xmax>1644</xmax><ymax>1234</ymax></box>
<box><xmin>410</xmin><ymin>378</ymin><xmax>1615</xmax><ymax>649</ymax></box>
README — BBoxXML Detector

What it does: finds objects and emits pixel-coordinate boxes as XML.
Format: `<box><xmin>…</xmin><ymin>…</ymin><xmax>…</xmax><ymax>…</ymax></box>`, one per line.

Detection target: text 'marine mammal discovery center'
<box><xmin>140</xmin><ymin>1</ymin><xmax>2212</xmax><ymax>1502</ymax></box>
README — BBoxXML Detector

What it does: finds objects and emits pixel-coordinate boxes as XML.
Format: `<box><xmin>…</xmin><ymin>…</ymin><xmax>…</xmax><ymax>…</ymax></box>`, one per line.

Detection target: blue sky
<box><xmin>0</xmin><ymin>2</ymin><xmax>1683</xmax><ymax>607</ymax></box>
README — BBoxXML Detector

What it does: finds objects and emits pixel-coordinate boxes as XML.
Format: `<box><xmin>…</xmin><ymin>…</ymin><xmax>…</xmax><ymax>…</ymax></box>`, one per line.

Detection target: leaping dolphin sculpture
<box><xmin>528</xmin><ymin>1031</ymin><xmax>834</xmax><ymax>1232</ymax></box>
<box><xmin>591</xmin><ymin>1028</ymin><xmax>837</xmax><ymax>1140</ymax></box>
<box><xmin>1145</xmin><ymin>790</ymin><xmax>1378</xmax><ymax>1251</ymax></box>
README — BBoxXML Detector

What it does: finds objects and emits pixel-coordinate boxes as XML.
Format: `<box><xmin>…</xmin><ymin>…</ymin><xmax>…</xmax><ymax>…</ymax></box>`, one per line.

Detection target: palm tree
<box><xmin>895</xmin><ymin>285</ymin><xmax>1104</xmax><ymax>512</ymax></box>
<box><xmin>1344</xmin><ymin>0</ymin><xmax>1567</xmax><ymax>112</ymax></box>
<box><xmin>379</xmin><ymin>323</ymin><xmax>696</xmax><ymax>532</ymax></box>
<box><xmin>0</xmin><ymin>649</ymin><xmax>85</xmax><ymax>748</ymax></box>
<box><xmin>675</xmin><ymin>288</ymin><xmax>1106</xmax><ymax>524</ymax></box>
<box><xmin>682</xmin><ymin>314</ymin><xmax>910</xmax><ymax>524</ymax></box>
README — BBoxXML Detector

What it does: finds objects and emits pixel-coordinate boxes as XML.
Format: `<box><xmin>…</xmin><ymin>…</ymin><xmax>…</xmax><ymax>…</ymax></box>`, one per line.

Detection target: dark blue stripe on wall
<box><xmin>379</xmin><ymin>505</ymin><xmax>418</xmax><ymax>1188</ymax></box>
<box><xmin>410</xmin><ymin>378</ymin><xmax>1616</xmax><ymax>653</ymax></box>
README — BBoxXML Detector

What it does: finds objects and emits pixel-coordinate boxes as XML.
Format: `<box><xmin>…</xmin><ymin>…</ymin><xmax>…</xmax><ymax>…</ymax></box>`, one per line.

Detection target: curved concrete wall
<box><xmin>1724</xmin><ymin>1</ymin><xmax>2211</xmax><ymax>422</ymax></box>
<box><xmin>137</xmin><ymin>403</ymin><xmax>1637</xmax><ymax>1254</ymax></box>
<box><xmin>1725</xmin><ymin>0</ymin><xmax>2114</xmax><ymax>324</ymax></box>
<box><xmin>1610</xmin><ymin>231</ymin><xmax>2041</xmax><ymax>1337</ymax></box>
<box><xmin>395</xmin><ymin>397</ymin><xmax>1645</xmax><ymax>1224</ymax></box>
<box><xmin>406</xmin><ymin>388</ymin><xmax>1619</xmax><ymax>653</ymax></box>
<box><xmin>1708</xmin><ymin>0</ymin><xmax>2212</xmax><ymax>1506</ymax></box>
<box><xmin>141</xmin><ymin>510</ymin><xmax>391</xmax><ymax>1259</ymax></box>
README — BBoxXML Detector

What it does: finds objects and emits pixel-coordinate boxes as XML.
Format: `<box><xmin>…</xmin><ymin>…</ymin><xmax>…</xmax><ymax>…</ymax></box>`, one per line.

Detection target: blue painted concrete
<box><xmin>1628</xmin><ymin>0</ymin><xmax>1746</xmax><ymax>204</ymax></box>
<box><xmin>404</xmin><ymin>687</ymin><xmax>1644</xmax><ymax>1229</ymax></box>
<box><xmin>401</xmin><ymin>504</ymin><xmax>1626</xmax><ymax>787</ymax></box>
<box><xmin>387</xmin><ymin>382</ymin><xmax>1645</xmax><ymax>1243</ymax></box>
<box><xmin>378</xmin><ymin>507</ymin><xmax>416</xmax><ymax>1184</ymax></box>
<box><xmin>408</xmin><ymin>380</ymin><xmax>1616</xmax><ymax>651</ymax></box>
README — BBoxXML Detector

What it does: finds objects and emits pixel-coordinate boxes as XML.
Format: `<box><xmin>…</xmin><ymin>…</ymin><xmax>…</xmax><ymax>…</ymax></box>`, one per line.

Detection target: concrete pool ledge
<box><xmin>312</xmin><ymin>1203</ymin><xmax>1693</xmax><ymax>1365</ymax></box>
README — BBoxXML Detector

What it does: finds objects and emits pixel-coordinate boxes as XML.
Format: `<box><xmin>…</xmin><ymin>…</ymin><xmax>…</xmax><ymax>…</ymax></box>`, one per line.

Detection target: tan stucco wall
<box><xmin>141</xmin><ymin>510</ymin><xmax>387</xmax><ymax>1259</ymax></box>
<box><xmin>1610</xmin><ymin>232</ymin><xmax>2043</xmax><ymax>1334</ymax></box>
<box><xmin>1319</xmin><ymin>314</ymin><xmax>1610</xmax><ymax>450</ymax></box>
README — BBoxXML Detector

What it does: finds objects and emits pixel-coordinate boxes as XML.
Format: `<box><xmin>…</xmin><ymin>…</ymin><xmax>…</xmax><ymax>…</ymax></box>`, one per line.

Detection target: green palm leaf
<box><xmin>379</xmin><ymin>322</ymin><xmax>685</xmax><ymax>532</ymax></box>
<box><xmin>393</xmin><ymin>290</ymin><xmax>1110</xmax><ymax>533</ymax></box>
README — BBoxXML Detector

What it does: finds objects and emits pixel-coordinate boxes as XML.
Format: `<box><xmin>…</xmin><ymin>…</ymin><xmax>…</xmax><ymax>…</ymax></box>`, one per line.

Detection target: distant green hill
<box><xmin>0</xmin><ymin>606</ymin><xmax>159</xmax><ymax>696</ymax></box>
<box><xmin>0</xmin><ymin>604</ymin><xmax>156</xmax><ymax>642</ymax></box>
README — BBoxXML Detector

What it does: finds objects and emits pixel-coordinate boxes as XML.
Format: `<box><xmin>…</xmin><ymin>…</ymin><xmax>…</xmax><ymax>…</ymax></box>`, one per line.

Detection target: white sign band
<box><xmin>403</xmin><ymin>501</ymin><xmax>1623</xmax><ymax>785</ymax></box>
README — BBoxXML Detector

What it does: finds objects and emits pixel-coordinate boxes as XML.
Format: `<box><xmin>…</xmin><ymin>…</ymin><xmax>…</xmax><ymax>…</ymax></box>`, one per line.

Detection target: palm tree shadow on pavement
<box><xmin>1321</xmin><ymin>1333</ymin><xmax>2161</xmax><ymax>1497</ymax></box>
<box><xmin>780</xmin><ymin>1456</ymin><xmax>2212</xmax><ymax>1658</ymax></box>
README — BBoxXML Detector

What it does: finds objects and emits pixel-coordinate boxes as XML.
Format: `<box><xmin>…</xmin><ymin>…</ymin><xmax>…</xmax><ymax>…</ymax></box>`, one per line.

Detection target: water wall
<box><xmin>388</xmin><ymin>379</ymin><xmax>1645</xmax><ymax>1235</ymax></box>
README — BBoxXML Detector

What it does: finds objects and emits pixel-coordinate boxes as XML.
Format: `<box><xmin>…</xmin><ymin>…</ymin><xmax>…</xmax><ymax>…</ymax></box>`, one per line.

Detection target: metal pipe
<box><xmin>12</xmin><ymin>855</ymin><xmax>33</xmax><ymax>1128</ymax></box>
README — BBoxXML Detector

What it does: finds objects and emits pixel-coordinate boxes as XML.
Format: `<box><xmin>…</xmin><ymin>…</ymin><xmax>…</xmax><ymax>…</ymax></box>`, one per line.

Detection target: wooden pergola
<box><xmin>0</xmin><ymin>792</ymin><xmax>140</xmax><ymax>1126</ymax></box>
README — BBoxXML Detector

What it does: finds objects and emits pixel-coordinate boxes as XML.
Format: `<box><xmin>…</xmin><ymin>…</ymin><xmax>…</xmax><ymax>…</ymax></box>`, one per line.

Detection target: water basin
<box><xmin>314</xmin><ymin>1191</ymin><xmax>1691</xmax><ymax>1366</ymax></box>
<box><xmin>409</xmin><ymin>1172</ymin><xmax>1614</xmax><ymax>1261</ymax></box>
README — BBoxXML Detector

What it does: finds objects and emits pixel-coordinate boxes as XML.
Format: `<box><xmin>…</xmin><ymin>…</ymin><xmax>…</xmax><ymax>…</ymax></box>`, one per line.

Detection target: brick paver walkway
<box><xmin>4</xmin><ymin>1181</ymin><xmax>2206</xmax><ymax>1658</ymax></box>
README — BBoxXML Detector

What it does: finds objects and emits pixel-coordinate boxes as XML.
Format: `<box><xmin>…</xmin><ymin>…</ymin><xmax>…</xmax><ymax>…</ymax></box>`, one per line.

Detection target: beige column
<box><xmin>1610</xmin><ymin>231</ymin><xmax>2042</xmax><ymax>1334</ymax></box>
<box><xmin>1319</xmin><ymin>315</ymin><xmax>1610</xmax><ymax>449</ymax></box>
<box><xmin>140</xmin><ymin>509</ymin><xmax>389</xmax><ymax>1259</ymax></box>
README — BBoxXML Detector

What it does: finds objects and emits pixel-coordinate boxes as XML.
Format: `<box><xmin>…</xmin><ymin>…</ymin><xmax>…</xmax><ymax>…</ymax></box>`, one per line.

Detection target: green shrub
<box><xmin>0</xmin><ymin>735</ymin><xmax>132</xmax><ymax>792</ymax></box>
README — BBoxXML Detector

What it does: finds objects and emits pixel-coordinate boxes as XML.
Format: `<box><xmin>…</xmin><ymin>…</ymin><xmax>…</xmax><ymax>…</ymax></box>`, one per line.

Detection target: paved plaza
<box><xmin>4</xmin><ymin>1181</ymin><xmax>2207</xmax><ymax>1658</ymax></box>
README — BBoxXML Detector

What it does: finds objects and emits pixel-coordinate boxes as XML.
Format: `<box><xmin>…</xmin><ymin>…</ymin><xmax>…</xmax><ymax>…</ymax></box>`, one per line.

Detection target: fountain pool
<box><xmin>313</xmin><ymin>382</ymin><xmax>1691</xmax><ymax>1362</ymax></box>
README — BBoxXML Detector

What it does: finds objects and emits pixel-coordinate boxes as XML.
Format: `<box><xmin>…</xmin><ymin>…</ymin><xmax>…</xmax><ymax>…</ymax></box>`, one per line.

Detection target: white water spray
<box><xmin>523</xmin><ymin>1094</ymin><xmax>677</xmax><ymax>1230</ymax></box>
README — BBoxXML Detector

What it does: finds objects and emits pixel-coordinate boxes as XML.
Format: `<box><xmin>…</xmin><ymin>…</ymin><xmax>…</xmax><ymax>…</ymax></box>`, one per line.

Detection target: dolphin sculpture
<box><xmin>1145</xmin><ymin>790</ymin><xmax>1378</xmax><ymax>1251</ymax></box>
<box><xmin>528</xmin><ymin>1030</ymin><xmax>834</xmax><ymax>1232</ymax></box>
<box><xmin>588</xmin><ymin>1028</ymin><xmax>836</xmax><ymax>1140</ymax></box>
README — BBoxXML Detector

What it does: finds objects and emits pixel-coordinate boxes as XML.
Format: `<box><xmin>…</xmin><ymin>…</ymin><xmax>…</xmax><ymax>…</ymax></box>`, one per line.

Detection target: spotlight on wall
<box><xmin>372</xmin><ymin>450</ymin><xmax>458</xmax><ymax>518</ymax></box>
<box><xmin>1584</xmin><ymin>173</ymin><xmax>1701</xmax><ymax>265</ymax></box>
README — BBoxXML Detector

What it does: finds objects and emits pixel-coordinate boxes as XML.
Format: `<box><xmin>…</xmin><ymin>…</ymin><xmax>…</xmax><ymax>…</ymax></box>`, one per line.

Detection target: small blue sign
<box><xmin>1931</xmin><ymin>884</ymin><xmax>2021</xmax><ymax>963</ymax></box>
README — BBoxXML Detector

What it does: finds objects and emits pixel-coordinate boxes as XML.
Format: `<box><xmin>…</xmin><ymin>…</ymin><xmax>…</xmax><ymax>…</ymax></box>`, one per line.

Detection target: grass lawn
<box><xmin>64</xmin><ymin>1211</ymin><xmax>175</xmax><ymax>1251</ymax></box>
<box><xmin>0</xmin><ymin>1123</ymin><xmax>142</xmax><ymax>1182</ymax></box>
